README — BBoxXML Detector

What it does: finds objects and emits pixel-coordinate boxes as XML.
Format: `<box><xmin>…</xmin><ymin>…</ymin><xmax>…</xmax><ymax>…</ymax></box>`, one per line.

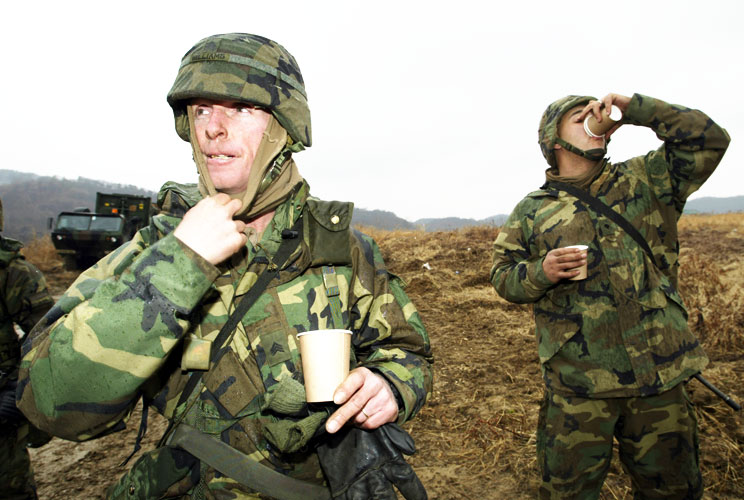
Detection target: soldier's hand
<box><xmin>173</xmin><ymin>194</ymin><xmax>247</xmax><ymax>265</ymax></box>
<box><xmin>580</xmin><ymin>93</ymin><xmax>632</xmax><ymax>138</ymax></box>
<box><xmin>325</xmin><ymin>367</ymin><xmax>398</xmax><ymax>434</ymax></box>
<box><xmin>542</xmin><ymin>247</ymin><xmax>587</xmax><ymax>284</ymax></box>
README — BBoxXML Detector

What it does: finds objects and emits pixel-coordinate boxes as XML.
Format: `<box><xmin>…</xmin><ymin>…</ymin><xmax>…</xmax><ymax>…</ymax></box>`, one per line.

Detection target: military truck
<box><xmin>50</xmin><ymin>192</ymin><xmax>153</xmax><ymax>270</ymax></box>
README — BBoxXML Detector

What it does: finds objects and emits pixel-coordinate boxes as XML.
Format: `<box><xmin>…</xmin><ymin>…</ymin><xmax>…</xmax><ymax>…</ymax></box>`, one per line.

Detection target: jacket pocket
<box><xmin>534</xmin><ymin>290</ymin><xmax>583</xmax><ymax>364</ymax></box>
<box><xmin>204</xmin><ymin>348</ymin><xmax>263</xmax><ymax>417</ymax></box>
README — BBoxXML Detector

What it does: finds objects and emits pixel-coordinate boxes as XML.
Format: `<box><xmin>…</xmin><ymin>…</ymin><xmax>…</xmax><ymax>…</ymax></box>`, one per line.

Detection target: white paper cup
<box><xmin>565</xmin><ymin>244</ymin><xmax>589</xmax><ymax>281</ymax></box>
<box><xmin>584</xmin><ymin>105</ymin><xmax>623</xmax><ymax>138</ymax></box>
<box><xmin>297</xmin><ymin>329</ymin><xmax>352</xmax><ymax>402</ymax></box>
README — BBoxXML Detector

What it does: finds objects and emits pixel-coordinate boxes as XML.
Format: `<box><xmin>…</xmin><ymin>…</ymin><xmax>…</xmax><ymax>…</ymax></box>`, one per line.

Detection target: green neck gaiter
<box><xmin>545</xmin><ymin>158</ymin><xmax>607</xmax><ymax>190</ymax></box>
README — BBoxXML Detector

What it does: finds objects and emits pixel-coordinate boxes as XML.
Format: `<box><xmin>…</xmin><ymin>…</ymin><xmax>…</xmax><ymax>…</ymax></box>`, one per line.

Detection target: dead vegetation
<box><xmin>21</xmin><ymin>215</ymin><xmax>744</xmax><ymax>499</ymax></box>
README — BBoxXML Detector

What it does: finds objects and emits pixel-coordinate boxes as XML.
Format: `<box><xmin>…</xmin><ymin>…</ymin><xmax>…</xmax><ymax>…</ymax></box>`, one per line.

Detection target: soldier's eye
<box><xmin>194</xmin><ymin>106</ymin><xmax>211</xmax><ymax>118</ymax></box>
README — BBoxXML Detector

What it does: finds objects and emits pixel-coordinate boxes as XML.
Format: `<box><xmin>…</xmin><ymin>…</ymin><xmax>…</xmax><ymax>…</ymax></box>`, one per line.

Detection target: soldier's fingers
<box><xmin>561</xmin><ymin>260</ymin><xmax>586</xmax><ymax>272</ymax></box>
<box><xmin>327</xmin><ymin>368</ymin><xmax>386</xmax><ymax>433</ymax></box>
<box><xmin>357</xmin><ymin>386</ymin><xmax>398</xmax><ymax>430</ymax></box>
<box><xmin>600</xmin><ymin>93</ymin><xmax>614</xmax><ymax>109</ymax></box>
<box><xmin>236</xmin><ymin>232</ymin><xmax>248</xmax><ymax>248</ymax></box>
<box><xmin>326</xmin><ymin>396</ymin><xmax>366</xmax><ymax>433</ymax></box>
<box><xmin>332</xmin><ymin>368</ymin><xmax>366</xmax><ymax>405</ymax></box>
<box><xmin>599</xmin><ymin>97</ymin><xmax>609</xmax><ymax>115</ymax></box>
<box><xmin>593</xmin><ymin>101</ymin><xmax>605</xmax><ymax>120</ymax></box>
<box><xmin>561</xmin><ymin>253</ymin><xmax>586</xmax><ymax>267</ymax></box>
<box><xmin>579</xmin><ymin>102</ymin><xmax>595</xmax><ymax>121</ymax></box>
<box><xmin>551</xmin><ymin>247</ymin><xmax>582</xmax><ymax>259</ymax></box>
<box><xmin>326</xmin><ymin>370</ymin><xmax>368</xmax><ymax>433</ymax></box>
<box><xmin>217</xmin><ymin>198</ymin><xmax>243</xmax><ymax>217</ymax></box>
<box><xmin>583</xmin><ymin>100</ymin><xmax>602</xmax><ymax>121</ymax></box>
<box><xmin>559</xmin><ymin>268</ymin><xmax>582</xmax><ymax>280</ymax></box>
<box><xmin>211</xmin><ymin>192</ymin><xmax>232</xmax><ymax>205</ymax></box>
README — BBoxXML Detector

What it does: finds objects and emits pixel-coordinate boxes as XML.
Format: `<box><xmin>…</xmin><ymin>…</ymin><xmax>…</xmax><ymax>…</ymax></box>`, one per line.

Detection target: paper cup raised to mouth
<box><xmin>297</xmin><ymin>329</ymin><xmax>352</xmax><ymax>402</ymax></box>
<box><xmin>565</xmin><ymin>244</ymin><xmax>589</xmax><ymax>281</ymax></box>
<box><xmin>584</xmin><ymin>105</ymin><xmax>623</xmax><ymax>138</ymax></box>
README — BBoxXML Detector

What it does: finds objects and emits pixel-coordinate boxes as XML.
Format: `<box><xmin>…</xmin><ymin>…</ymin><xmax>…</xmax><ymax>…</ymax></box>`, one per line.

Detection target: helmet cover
<box><xmin>167</xmin><ymin>33</ymin><xmax>312</xmax><ymax>147</ymax></box>
<box><xmin>538</xmin><ymin>95</ymin><xmax>595</xmax><ymax>168</ymax></box>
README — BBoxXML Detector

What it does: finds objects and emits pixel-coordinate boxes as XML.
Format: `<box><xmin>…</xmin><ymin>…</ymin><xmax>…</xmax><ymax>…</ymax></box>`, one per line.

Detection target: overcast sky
<box><xmin>3</xmin><ymin>0</ymin><xmax>741</xmax><ymax>221</ymax></box>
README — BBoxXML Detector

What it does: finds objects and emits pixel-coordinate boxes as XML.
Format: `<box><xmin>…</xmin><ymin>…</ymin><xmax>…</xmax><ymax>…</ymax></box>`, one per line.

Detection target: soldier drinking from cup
<box><xmin>491</xmin><ymin>93</ymin><xmax>729</xmax><ymax>499</ymax></box>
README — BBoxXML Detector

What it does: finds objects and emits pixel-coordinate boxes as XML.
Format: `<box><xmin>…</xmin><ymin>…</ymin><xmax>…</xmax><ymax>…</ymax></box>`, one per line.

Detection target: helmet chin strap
<box><xmin>257</xmin><ymin>139</ymin><xmax>305</xmax><ymax>195</ymax></box>
<box><xmin>555</xmin><ymin>138</ymin><xmax>606</xmax><ymax>162</ymax></box>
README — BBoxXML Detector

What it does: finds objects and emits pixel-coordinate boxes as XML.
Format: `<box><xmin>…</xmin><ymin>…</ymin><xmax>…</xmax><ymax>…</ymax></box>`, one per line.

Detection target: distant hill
<box><xmin>0</xmin><ymin>170</ymin><xmax>41</xmax><ymax>185</ymax></box>
<box><xmin>1</xmin><ymin>170</ymin><xmax>741</xmax><ymax>241</ymax></box>
<box><xmin>413</xmin><ymin>215</ymin><xmax>508</xmax><ymax>231</ymax></box>
<box><xmin>0</xmin><ymin>174</ymin><xmax>156</xmax><ymax>243</ymax></box>
<box><xmin>351</xmin><ymin>208</ymin><xmax>416</xmax><ymax>230</ymax></box>
<box><xmin>685</xmin><ymin>196</ymin><xmax>744</xmax><ymax>214</ymax></box>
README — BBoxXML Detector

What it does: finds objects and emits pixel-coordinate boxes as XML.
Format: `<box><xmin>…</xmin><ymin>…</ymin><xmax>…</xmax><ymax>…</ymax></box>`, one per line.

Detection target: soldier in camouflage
<box><xmin>17</xmin><ymin>33</ymin><xmax>432</xmax><ymax>499</ymax></box>
<box><xmin>0</xmin><ymin>198</ymin><xmax>54</xmax><ymax>500</ymax></box>
<box><xmin>491</xmin><ymin>93</ymin><xmax>730</xmax><ymax>499</ymax></box>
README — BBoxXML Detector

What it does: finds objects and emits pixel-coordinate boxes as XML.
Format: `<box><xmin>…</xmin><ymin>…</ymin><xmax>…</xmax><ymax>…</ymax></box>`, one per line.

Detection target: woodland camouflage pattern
<box><xmin>0</xmin><ymin>238</ymin><xmax>53</xmax><ymax>374</ymax></box>
<box><xmin>167</xmin><ymin>33</ymin><xmax>312</xmax><ymax>147</ymax></box>
<box><xmin>17</xmin><ymin>181</ymin><xmax>432</xmax><ymax>498</ymax></box>
<box><xmin>537</xmin><ymin>384</ymin><xmax>701</xmax><ymax>499</ymax></box>
<box><xmin>491</xmin><ymin>94</ymin><xmax>731</xmax><ymax>398</ymax></box>
<box><xmin>0</xmin><ymin>235</ymin><xmax>53</xmax><ymax>500</ymax></box>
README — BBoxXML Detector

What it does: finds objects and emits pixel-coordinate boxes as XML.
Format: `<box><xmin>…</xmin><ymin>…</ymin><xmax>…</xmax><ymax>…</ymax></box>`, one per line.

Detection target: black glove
<box><xmin>0</xmin><ymin>379</ymin><xmax>24</xmax><ymax>425</ymax></box>
<box><xmin>317</xmin><ymin>423</ymin><xmax>427</xmax><ymax>500</ymax></box>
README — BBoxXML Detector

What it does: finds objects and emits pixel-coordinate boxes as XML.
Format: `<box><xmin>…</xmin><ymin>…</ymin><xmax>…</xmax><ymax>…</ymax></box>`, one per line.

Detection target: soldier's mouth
<box><xmin>208</xmin><ymin>154</ymin><xmax>235</xmax><ymax>159</ymax></box>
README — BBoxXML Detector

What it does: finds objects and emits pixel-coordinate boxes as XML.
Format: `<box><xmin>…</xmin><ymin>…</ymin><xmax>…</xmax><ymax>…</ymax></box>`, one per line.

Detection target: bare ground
<box><xmin>22</xmin><ymin>213</ymin><xmax>744</xmax><ymax>499</ymax></box>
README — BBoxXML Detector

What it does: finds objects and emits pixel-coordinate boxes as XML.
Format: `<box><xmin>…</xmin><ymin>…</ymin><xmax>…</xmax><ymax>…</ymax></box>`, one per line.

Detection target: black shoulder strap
<box><xmin>544</xmin><ymin>181</ymin><xmax>659</xmax><ymax>269</ymax></box>
<box><xmin>177</xmin><ymin>214</ymin><xmax>305</xmax><ymax>408</ymax></box>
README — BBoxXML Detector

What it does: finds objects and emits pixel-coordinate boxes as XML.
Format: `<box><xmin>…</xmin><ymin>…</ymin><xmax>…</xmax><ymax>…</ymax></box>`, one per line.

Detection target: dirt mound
<box><xmin>22</xmin><ymin>216</ymin><xmax>744</xmax><ymax>499</ymax></box>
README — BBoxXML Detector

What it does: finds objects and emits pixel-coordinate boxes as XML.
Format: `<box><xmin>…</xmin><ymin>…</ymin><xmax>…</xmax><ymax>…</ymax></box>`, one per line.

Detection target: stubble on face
<box><xmin>192</xmin><ymin>100</ymin><xmax>271</xmax><ymax>194</ymax></box>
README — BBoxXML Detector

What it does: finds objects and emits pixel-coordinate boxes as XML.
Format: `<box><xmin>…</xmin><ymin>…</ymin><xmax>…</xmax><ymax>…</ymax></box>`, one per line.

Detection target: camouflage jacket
<box><xmin>491</xmin><ymin>94</ymin><xmax>730</xmax><ymax>398</ymax></box>
<box><xmin>0</xmin><ymin>236</ymin><xmax>53</xmax><ymax>377</ymax></box>
<box><xmin>18</xmin><ymin>181</ymin><xmax>432</xmax><ymax>497</ymax></box>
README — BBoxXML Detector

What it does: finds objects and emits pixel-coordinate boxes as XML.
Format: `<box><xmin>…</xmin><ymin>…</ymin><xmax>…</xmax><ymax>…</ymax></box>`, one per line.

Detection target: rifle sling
<box><xmin>168</xmin><ymin>423</ymin><xmax>332</xmax><ymax>500</ymax></box>
<box><xmin>544</xmin><ymin>181</ymin><xmax>659</xmax><ymax>269</ymax></box>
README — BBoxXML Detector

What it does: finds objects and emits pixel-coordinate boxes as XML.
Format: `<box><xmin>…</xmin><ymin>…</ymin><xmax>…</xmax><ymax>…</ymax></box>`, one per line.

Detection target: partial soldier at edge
<box><xmin>0</xmin><ymin>198</ymin><xmax>54</xmax><ymax>500</ymax></box>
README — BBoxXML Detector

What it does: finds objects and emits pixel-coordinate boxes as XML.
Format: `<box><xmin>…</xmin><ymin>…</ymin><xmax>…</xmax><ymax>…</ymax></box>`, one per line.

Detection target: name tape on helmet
<box><xmin>181</xmin><ymin>52</ymin><xmax>307</xmax><ymax>98</ymax></box>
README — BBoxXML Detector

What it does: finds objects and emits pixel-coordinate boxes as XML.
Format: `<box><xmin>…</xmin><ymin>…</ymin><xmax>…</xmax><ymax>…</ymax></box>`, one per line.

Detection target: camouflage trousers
<box><xmin>0</xmin><ymin>422</ymin><xmax>39</xmax><ymax>500</ymax></box>
<box><xmin>536</xmin><ymin>383</ymin><xmax>702</xmax><ymax>500</ymax></box>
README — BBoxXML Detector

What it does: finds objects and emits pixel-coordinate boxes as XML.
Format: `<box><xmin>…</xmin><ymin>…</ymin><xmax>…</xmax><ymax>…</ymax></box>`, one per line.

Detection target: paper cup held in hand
<box><xmin>565</xmin><ymin>244</ymin><xmax>589</xmax><ymax>281</ymax></box>
<box><xmin>297</xmin><ymin>329</ymin><xmax>352</xmax><ymax>402</ymax></box>
<box><xmin>584</xmin><ymin>105</ymin><xmax>623</xmax><ymax>138</ymax></box>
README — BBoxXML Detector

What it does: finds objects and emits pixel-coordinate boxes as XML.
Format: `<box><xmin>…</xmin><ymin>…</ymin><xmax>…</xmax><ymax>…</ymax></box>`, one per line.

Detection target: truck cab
<box><xmin>50</xmin><ymin>192</ymin><xmax>153</xmax><ymax>270</ymax></box>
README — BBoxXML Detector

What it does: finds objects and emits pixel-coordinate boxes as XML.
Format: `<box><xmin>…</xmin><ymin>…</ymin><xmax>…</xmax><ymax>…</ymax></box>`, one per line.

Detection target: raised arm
<box><xmin>623</xmin><ymin>93</ymin><xmax>730</xmax><ymax>209</ymax></box>
<box><xmin>17</xmin><ymin>229</ymin><xmax>218</xmax><ymax>441</ymax></box>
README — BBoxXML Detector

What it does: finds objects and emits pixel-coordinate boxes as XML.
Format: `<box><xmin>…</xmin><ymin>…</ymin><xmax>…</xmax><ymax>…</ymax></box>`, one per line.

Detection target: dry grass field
<box><xmin>21</xmin><ymin>213</ymin><xmax>744</xmax><ymax>499</ymax></box>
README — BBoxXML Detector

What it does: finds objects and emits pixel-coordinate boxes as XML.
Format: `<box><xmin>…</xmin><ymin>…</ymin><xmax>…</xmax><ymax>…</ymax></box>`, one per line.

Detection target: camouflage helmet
<box><xmin>167</xmin><ymin>33</ymin><xmax>312</xmax><ymax>147</ymax></box>
<box><xmin>538</xmin><ymin>95</ymin><xmax>595</xmax><ymax>168</ymax></box>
